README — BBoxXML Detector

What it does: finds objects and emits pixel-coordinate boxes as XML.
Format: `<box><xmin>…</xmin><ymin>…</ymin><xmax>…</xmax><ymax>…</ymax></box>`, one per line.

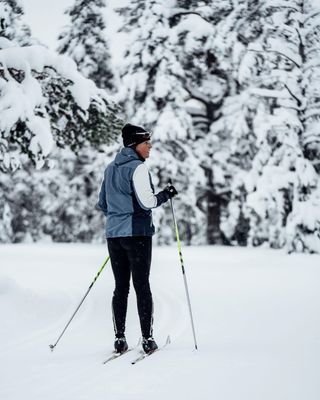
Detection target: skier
<box><xmin>97</xmin><ymin>123</ymin><xmax>178</xmax><ymax>354</ymax></box>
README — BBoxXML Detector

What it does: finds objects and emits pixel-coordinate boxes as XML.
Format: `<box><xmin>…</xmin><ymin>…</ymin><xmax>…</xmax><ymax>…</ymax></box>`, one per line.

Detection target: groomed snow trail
<box><xmin>1</xmin><ymin>244</ymin><xmax>319</xmax><ymax>400</ymax></box>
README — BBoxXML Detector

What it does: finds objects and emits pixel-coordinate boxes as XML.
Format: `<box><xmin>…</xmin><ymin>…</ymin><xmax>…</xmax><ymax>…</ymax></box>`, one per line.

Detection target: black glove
<box><xmin>164</xmin><ymin>184</ymin><xmax>178</xmax><ymax>199</ymax></box>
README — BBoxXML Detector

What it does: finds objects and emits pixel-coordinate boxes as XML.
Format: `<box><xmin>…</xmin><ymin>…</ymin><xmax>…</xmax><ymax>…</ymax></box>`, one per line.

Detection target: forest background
<box><xmin>0</xmin><ymin>0</ymin><xmax>320</xmax><ymax>254</ymax></box>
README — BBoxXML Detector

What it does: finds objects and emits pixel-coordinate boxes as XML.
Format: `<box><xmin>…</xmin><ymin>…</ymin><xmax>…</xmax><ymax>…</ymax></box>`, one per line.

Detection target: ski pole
<box><xmin>49</xmin><ymin>255</ymin><xmax>110</xmax><ymax>352</ymax></box>
<box><xmin>168</xmin><ymin>185</ymin><xmax>198</xmax><ymax>350</ymax></box>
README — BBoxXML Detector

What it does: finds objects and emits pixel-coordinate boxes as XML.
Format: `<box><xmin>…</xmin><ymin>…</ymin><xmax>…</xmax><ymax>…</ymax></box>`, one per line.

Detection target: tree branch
<box><xmin>248</xmin><ymin>48</ymin><xmax>301</xmax><ymax>68</ymax></box>
<box><xmin>303</xmin><ymin>63</ymin><xmax>320</xmax><ymax>71</ymax></box>
<box><xmin>284</xmin><ymin>84</ymin><xmax>302</xmax><ymax>107</ymax></box>
<box><xmin>169</xmin><ymin>8</ymin><xmax>211</xmax><ymax>24</ymax></box>
<box><xmin>304</xmin><ymin>11</ymin><xmax>320</xmax><ymax>24</ymax></box>
<box><xmin>184</xmin><ymin>84</ymin><xmax>212</xmax><ymax>105</ymax></box>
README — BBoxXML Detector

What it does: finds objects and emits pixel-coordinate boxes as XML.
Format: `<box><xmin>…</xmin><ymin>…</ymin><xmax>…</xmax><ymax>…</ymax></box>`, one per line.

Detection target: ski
<box><xmin>102</xmin><ymin>348</ymin><xmax>132</xmax><ymax>364</ymax></box>
<box><xmin>131</xmin><ymin>335</ymin><xmax>171</xmax><ymax>365</ymax></box>
<box><xmin>103</xmin><ymin>338</ymin><xmax>141</xmax><ymax>364</ymax></box>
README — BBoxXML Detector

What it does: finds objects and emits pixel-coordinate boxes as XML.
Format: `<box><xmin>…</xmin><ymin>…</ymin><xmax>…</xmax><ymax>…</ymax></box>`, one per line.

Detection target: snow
<box><xmin>1</xmin><ymin>244</ymin><xmax>319</xmax><ymax>400</ymax></box>
<box><xmin>27</xmin><ymin>116</ymin><xmax>54</xmax><ymax>158</ymax></box>
<box><xmin>0</xmin><ymin>45</ymin><xmax>101</xmax><ymax>112</ymax></box>
<box><xmin>172</xmin><ymin>13</ymin><xmax>214</xmax><ymax>41</ymax></box>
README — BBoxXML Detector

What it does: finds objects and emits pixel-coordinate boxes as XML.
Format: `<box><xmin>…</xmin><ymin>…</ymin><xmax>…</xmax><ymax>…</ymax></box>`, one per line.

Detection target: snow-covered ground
<box><xmin>0</xmin><ymin>244</ymin><xmax>319</xmax><ymax>400</ymax></box>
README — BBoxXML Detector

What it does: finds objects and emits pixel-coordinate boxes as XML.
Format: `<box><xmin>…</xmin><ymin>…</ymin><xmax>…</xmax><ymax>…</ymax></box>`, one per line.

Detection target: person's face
<box><xmin>135</xmin><ymin>140</ymin><xmax>152</xmax><ymax>159</ymax></box>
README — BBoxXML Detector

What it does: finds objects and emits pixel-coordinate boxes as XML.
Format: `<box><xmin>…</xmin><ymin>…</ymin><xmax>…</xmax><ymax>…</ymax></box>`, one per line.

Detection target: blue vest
<box><xmin>99</xmin><ymin>147</ymin><xmax>155</xmax><ymax>238</ymax></box>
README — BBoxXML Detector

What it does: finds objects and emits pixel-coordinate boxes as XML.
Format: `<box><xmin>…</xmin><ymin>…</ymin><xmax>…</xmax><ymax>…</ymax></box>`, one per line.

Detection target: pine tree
<box><xmin>56</xmin><ymin>0</ymin><xmax>118</xmax><ymax>243</ymax></box>
<box><xmin>57</xmin><ymin>0</ymin><xmax>114</xmax><ymax>91</ymax></box>
<box><xmin>302</xmin><ymin>0</ymin><xmax>320</xmax><ymax>173</ymax></box>
<box><xmin>168</xmin><ymin>0</ymin><xmax>238</xmax><ymax>244</ymax></box>
<box><xmin>42</xmin><ymin>145</ymin><xmax>115</xmax><ymax>243</ymax></box>
<box><xmin>117</xmin><ymin>0</ymin><xmax>205</xmax><ymax>244</ymax></box>
<box><xmin>0</xmin><ymin>174</ymin><xmax>13</xmax><ymax>242</ymax></box>
<box><xmin>169</xmin><ymin>0</ymin><xmax>320</xmax><ymax>252</ymax></box>
<box><xmin>0</xmin><ymin>135</ymin><xmax>120</xmax><ymax>243</ymax></box>
<box><xmin>0</xmin><ymin>0</ymin><xmax>33</xmax><ymax>45</ymax></box>
<box><xmin>0</xmin><ymin>3</ymin><xmax>122</xmax><ymax>242</ymax></box>
<box><xmin>209</xmin><ymin>0</ymin><xmax>268</xmax><ymax>246</ymax></box>
<box><xmin>0</xmin><ymin>17</ymin><xmax>121</xmax><ymax>171</ymax></box>
<box><xmin>231</xmin><ymin>0</ymin><xmax>320</xmax><ymax>252</ymax></box>
<box><xmin>285</xmin><ymin>0</ymin><xmax>320</xmax><ymax>253</ymax></box>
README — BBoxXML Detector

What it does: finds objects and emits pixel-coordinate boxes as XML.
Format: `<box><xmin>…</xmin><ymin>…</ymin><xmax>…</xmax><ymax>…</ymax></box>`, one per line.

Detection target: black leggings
<box><xmin>107</xmin><ymin>236</ymin><xmax>153</xmax><ymax>339</ymax></box>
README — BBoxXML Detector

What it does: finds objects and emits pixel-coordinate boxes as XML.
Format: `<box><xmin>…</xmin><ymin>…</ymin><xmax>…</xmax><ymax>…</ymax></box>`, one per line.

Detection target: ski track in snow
<box><xmin>1</xmin><ymin>244</ymin><xmax>320</xmax><ymax>400</ymax></box>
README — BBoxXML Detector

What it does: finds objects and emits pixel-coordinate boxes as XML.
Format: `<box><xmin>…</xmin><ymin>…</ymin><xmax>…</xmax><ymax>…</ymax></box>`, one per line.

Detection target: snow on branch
<box><xmin>184</xmin><ymin>83</ymin><xmax>212</xmax><ymax>105</ymax></box>
<box><xmin>248</xmin><ymin>48</ymin><xmax>301</xmax><ymax>69</ymax></box>
<box><xmin>250</xmin><ymin>87</ymin><xmax>291</xmax><ymax>99</ymax></box>
<box><xmin>304</xmin><ymin>11</ymin><xmax>320</xmax><ymax>25</ymax></box>
<box><xmin>0</xmin><ymin>45</ymin><xmax>104</xmax><ymax>110</ymax></box>
<box><xmin>169</xmin><ymin>8</ymin><xmax>211</xmax><ymax>24</ymax></box>
<box><xmin>0</xmin><ymin>44</ymin><xmax>121</xmax><ymax>171</ymax></box>
<box><xmin>170</xmin><ymin>11</ymin><xmax>214</xmax><ymax>42</ymax></box>
<box><xmin>264</xmin><ymin>1</ymin><xmax>300</xmax><ymax>13</ymax></box>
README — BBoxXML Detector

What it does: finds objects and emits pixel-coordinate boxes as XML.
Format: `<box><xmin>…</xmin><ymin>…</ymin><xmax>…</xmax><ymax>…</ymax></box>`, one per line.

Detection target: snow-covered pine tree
<box><xmin>56</xmin><ymin>0</ymin><xmax>118</xmax><ymax>242</ymax></box>
<box><xmin>0</xmin><ymin>3</ymin><xmax>122</xmax><ymax>242</ymax></box>
<box><xmin>0</xmin><ymin>142</ymin><xmax>118</xmax><ymax>244</ymax></box>
<box><xmin>0</xmin><ymin>0</ymin><xmax>33</xmax><ymax>45</ymax></box>
<box><xmin>0</xmin><ymin>162</ymin><xmax>61</xmax><ymax>242</ymax></box>
<box><xmin>211</xmin><ymin>0</ymin><xmax>268</xmax><ymax>246</ymax></box>
<box><xmin>0</xmin><ymin>173</ymin><xmax>13</xmax><ymax>242</ymax></box>
<box><xmin>0</xmin><ymin>1</ymin><xmax>34</xmax><ymax>242</ymax></box>
<box><xmin>40</xmin><ymin>144</ymin><xmax>117</xmax><ymax>243</ymax></box>
<box><xmin>285</xmin><ymin>0</ymin><xmax>320</xmax><ymax>253</ymax></box>
<box><xmin>236</xmin><ymin>0</ymin><xmax>320</xmax><ymax>253</ymax></box>
<box><xmin>203</xmin><ymin>0</ymin><xmax>256</xmax><ymax>246</ymax></box>
<box><xmin>302</xmin><ymin>0</ymin><xmax>320</xmax><ymax>173</ymax></box>
<box><xmin>57</xmin><ymin>0</ymin><xmax>114</xmax><ymax>91</ymax></box>
<box><xmin>171</xmin><ymin>0</ymin><xmax>319</xmax><ymax>252</ymax></box>
<box><xmin>169</xmin><ymin>0</ymin><xmax>240</xmax><ymax>244</ymax></box>
<box><xmin>117</xmin><ymin>0</ymin><xmax>205</xmax><ymax>244</ymax></box>
<box><xmin>0</xmin><ymin>8</ymin><xmax>121</xmax><ymax>171</ymax></box>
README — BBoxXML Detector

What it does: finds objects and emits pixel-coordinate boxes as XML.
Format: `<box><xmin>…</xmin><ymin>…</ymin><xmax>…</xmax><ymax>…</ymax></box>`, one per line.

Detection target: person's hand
<box><xmin>164</xmin><ymin>184</ymin><xmax>178</xmax><ymax>198</ymax></box>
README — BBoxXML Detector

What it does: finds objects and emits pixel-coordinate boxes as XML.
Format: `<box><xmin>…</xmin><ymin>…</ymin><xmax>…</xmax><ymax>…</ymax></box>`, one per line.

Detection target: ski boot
<box><xmin>114</xmin><ymin>336</ymin><xmax>128</xmax><ymax>354</ymax></box>
<box><xmin>142</xmin><ymin>337</ymin><xmax>158</xmax><ymax>354</ymax></box>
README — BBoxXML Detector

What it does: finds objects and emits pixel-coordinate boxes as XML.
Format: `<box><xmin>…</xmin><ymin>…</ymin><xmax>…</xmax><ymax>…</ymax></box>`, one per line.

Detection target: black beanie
<box><xmin>122</xmin><ymin>123</ymin><xmax>151</xmax><ymax>147</ymax></box>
